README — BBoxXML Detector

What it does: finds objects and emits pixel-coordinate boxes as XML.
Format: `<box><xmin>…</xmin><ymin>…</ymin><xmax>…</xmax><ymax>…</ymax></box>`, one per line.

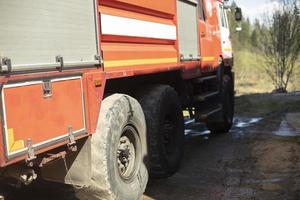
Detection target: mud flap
<box><xmin>40</xmin><ymin>137</ymin><xmax>91</xmax><ymax>187</ymax></box>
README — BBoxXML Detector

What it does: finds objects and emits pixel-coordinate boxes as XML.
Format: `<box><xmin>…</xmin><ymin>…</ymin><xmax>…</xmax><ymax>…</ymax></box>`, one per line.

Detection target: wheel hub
<box><xmin>117</xmin><ymin>126</ymin><xmax>137</xmax><ymax>180</ymax></box>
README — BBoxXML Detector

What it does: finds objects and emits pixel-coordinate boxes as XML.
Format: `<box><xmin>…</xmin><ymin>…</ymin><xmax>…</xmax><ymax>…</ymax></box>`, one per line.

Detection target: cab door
<box><xmin>198</xmin><ymin>0</ymin><xmax>215</xmax><ymax>71</ymax></box>
<box><xmin>217</xmin><ymin>3</ymin><xmax>233</xmax><ymax>59</ymax></box>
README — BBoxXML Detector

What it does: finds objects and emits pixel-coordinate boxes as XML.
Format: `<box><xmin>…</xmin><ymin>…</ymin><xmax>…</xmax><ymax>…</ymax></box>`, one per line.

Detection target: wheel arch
<box><xmin>103</xmin><ymin>70</ymin><xmax>185</xmax><ymax>103</ymax></box>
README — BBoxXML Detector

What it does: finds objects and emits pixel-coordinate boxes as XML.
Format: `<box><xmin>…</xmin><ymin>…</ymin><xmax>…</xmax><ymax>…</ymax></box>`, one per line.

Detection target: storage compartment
<box><xmin>1</xmin><ymin>76</ymin><xmax>86</xmax><ymax>159</ymax></box>
<box><xmin>0</xmin><ymin>0</ymin><xmax>100</xmax><ymax>72</ymax></box>
<box><xmin>177</xmin><ymin>0</ymin><xmax>200</xmax><ymax>61</ymax></box>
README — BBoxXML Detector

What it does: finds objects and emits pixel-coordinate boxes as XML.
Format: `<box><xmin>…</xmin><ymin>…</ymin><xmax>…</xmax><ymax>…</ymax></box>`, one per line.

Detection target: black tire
<box><xmin>207</xmin><ymin>73</ymin><xmax>234</xmax><ymax>133</ymax></box>
<box><xmin>137</xmin><ymin>85</ymin><xmax>184</xmax><ymax>178</ymax></box>
<box><xmin>75</xmin><ymin>94</ymin><xmax>148</xmax><ymax>200</ymax></box>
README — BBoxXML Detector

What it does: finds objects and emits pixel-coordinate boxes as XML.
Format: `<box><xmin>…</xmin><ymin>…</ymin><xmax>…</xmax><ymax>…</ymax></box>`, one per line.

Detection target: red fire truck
<box><xmin>0</xmin><ymin>0</ymin><xmax>241</xmax><ymax>199</ymax></box>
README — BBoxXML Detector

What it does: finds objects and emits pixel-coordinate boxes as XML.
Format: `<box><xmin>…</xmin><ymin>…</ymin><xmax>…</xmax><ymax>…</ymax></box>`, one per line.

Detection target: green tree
<box><xmin>251</xmin><ymin>29</ymin><xmax>258</xmax><ymax>47</ymax></box>
<box><xmin>251</xmin><ymin>19</ymin><xmax>262</xmax><ymax>48</ymax></box>
<box><xmin>235</xmin><ymin>17</ymin><xmax>251</xmax><ymax>48</ymax></box>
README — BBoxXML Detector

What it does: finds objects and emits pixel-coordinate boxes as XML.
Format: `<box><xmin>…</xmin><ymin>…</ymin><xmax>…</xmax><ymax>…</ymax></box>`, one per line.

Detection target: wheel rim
<box><xmin>117</xmin><ymin>125</ymin><xmax>139</xmax><ymax>181</ymax></box>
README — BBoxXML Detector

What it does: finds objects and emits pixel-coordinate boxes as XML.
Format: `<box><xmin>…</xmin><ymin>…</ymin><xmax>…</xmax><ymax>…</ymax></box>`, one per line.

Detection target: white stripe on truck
<box><xmin>101</xmin><ymin>14</ymin><xmax>177</xmax><ymax>40</ymax></box>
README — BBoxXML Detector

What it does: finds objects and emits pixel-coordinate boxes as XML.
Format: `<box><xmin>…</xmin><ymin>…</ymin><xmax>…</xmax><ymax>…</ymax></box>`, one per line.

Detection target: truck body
<box><xmin>0</xmin><ymin>0</ymin><xmax>238</xmax><ymax>199</ymax></box>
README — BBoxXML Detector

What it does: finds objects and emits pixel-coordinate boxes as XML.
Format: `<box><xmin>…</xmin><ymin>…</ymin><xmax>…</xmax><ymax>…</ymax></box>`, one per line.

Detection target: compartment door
<box><xmin>177</xmin><ymin>0</ymin><xmax>200</xmax><ymax>61</ymax></box>
<box><xmin>1</xmin><ymin>76</ymin><xmax>86</xmax><ymax>159</ymax></box>
<box><xmin>0</xmin><ymin>0</ymin><xmax>100</xmax><ymax>72</ymax></box>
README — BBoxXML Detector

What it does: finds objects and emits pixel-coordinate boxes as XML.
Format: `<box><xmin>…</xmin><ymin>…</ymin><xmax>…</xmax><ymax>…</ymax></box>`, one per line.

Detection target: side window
<box><xmin>224</xmin><ymin>10</ymin><xmax>229</xmax><ymax>28</ymax></box>
<box><xmin>219</xmin><ymin>5</ymin><xmax>226</xmax><ymax>28</ymax></box>
<box><xmin>198</xmin><ymin>0</ymin><xmax>206</xmax><ymax>21</ymax></box>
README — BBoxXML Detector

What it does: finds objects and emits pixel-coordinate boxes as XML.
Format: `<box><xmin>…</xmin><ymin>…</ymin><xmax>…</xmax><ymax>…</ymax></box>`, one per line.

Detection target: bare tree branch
<box><xmin>260</xmin><ymin>0</ymin><xmax>300</xmax><ymax>92</ymax></box>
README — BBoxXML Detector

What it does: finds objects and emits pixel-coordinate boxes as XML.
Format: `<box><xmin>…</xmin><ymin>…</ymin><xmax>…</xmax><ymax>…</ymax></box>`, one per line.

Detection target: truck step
<box><xmin>194</xmin><ymin>75</ymin><xmax>217</xmax><ymax>83</ymax></box>
<box><xmin>198</xmin><ymin>105</ymin><xmax>222</xmax><ymax>121</ymax></box>
<box><xmin>193</xmin><ymin>91</ymin><xmax>219</xmax><ymax>102</ymax></box>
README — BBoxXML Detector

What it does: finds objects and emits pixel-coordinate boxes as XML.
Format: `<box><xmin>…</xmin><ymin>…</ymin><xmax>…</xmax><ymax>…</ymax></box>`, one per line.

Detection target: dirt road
<box><xmin>1</xmin><ymin>93</ymin><xmax>300</xmax><ymax>200</ymax></box>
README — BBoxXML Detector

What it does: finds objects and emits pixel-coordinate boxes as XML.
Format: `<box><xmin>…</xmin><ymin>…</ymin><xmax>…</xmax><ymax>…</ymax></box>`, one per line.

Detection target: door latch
<box><xmin>67</xmin><ymin>126</ymin><xmax>77</xmax><ymax>152</ymax></box>
<box><xmin>26</xmin><ymin>138</ymin><xmax>36</xmax><ymax>166</ymax></box>
<box><xmin>43</xmin><ymin>81</ymin><xmax>52</xmax><ymax>98</ymax></box>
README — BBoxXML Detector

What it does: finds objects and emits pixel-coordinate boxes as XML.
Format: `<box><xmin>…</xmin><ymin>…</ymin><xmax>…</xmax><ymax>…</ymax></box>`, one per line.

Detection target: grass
<box><xmin>235</xmin><ymin>93</ymin><xmax>300</xmax><ymax>116</ymax></box>
<box><xmin>295</xmin><ymin>138</ymin><xmax>300</xmax><ymax>143</ymax></box>
<box><xmin>234</xmin><ymin>49</ymin><xmax>300</xmax><ymax>95</ymax></box>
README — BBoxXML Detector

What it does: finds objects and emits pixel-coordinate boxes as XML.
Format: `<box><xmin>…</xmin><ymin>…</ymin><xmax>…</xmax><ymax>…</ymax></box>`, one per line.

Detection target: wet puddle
<box><xmin>184</xmin><ymin>116</ymin><xmax>264</xmax><ymax>138</ymax></box>
<box><xmin>234</xmin><ymin>117</ymin><xmax>263</xmax><ymax>128</ymax></box>
<box><xmin>244</xmin><ymin>178</ymin><xmax>283</xmax><ymax>184</ymax></box>
<box><xmin>185</xmin><ymin>129</ymin><xmax>210</xmax><ymax>138</ymax></box>
<box><xmin>184</xmin><ymin>118</ymin><xmax>210</xmax><ymax>137</ymax></box>
<box><xmin>273</xmin><ymin>113</ymin><xmax>300</xmax><ymax>137</ymax></box>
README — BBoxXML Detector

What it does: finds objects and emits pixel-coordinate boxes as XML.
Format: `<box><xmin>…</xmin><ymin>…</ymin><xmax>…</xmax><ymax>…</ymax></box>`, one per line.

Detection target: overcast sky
<box><xmin>229</xmin><ymin>0</ymin><xmax>281</xmax><ymax>23</ymax></box>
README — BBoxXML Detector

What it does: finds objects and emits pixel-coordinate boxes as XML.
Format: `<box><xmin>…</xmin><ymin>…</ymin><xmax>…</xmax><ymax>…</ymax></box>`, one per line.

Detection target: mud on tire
<box><xmin>137</xmin><ymin>85</ymin><xmax>184</xmax><ymax>178</ymax></box>
<box><xmin>75</xmin><ymin>94</ymin><xmax>148</xmax><ymax>200</ymax></box>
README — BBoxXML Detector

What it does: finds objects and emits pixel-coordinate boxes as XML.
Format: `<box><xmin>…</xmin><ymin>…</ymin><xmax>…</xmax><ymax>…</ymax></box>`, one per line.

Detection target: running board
<box><xmin>193</xmin><ymin>91</ymin><xmax>219</xmax><ymax>102</ymax></box>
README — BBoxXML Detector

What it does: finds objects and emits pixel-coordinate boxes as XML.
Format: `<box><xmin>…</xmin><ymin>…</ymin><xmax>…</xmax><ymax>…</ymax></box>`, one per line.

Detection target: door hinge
<box><xmin>0</xmin><ymin>57</ymin><xmax>12</xmax><ymax>72</ymax></box>
<box><xmin>95</xmin><ymin>54</ymin><xmax>104</xmax><ymax>65</ymax></box>
<box><xmin>42</xmin><ymin>81</ymin><xmax>52</xmax><ymax>98</ymax></box>
<box><xmin>56</xmin><ymin>55</ymin><xmax>64</xmax><ymax>71</ymax></box>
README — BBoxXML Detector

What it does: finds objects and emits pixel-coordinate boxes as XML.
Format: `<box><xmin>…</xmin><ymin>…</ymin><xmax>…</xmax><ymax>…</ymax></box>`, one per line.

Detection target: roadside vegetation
<box><xmin>228</xmin><ymin>0</ymin><xmax>300</xmax><ymax>95</ymax></box>
<box><xmin>235</xmin><ymin>93</ymin><xmax>300</xmax><ymax>116</ymax></box>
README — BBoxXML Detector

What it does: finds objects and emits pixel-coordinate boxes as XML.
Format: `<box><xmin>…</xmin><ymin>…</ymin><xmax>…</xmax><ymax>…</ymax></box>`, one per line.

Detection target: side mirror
<box><xmin>235</xmin><ymin>7</ymin><xmax>242</xmax><ymax>21</ymax></box>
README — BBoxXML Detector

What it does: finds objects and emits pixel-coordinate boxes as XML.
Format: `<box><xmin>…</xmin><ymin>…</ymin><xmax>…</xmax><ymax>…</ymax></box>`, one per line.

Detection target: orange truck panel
<box><xmin>1</xmin><ymin>76</ymin><xmax>86</xmax><ymax>159</ymax></box>
<box><xmin>101</xmin><ymin>0</ymin><xmax>176</xmax><ymax>17</ymax></box>
<box><xmin>199</xmin><ymin>0</ymin><xmax>222</xmax><ymax>71</ymax></box>
<box><xmin>99</xmin><ymin>0</ymin><xmax>179</xmax><ymax>71</ymax></box>
<box><xmin>83</xmin><ymin>71</ymin><xmax>106</xmax><ymax>135</ymax></box>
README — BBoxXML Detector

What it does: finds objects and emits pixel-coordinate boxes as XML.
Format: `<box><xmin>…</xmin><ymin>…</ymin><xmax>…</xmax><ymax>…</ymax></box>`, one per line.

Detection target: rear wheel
<box><xmin>137</xmin><ymin>85</ymin><xmax>184</xmax><ymax>178</ymax></box>
<box><xmin>75</xmin><ymin>94</ymin><xmax>148</xmax><ymax>200</ymax></box>
<box><xmin>207</xmin><ymin>73</ymin><xmax>234</xmax><ymax>133</ymax></box>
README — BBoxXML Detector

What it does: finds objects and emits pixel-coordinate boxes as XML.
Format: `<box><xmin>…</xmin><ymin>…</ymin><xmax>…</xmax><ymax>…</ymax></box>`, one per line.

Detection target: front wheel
<box><xmin>207</xmin><ymin>73</ymin><xmax>234</xmax><ymax>133</ymax></box>
<box><xmin>75</xmin><ymin>94</ymin><xmax>148</xmax><ymax>200</ymax></box>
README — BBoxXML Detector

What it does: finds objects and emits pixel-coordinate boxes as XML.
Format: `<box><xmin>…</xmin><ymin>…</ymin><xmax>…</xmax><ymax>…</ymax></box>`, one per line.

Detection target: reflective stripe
<box><xmin>104</xmin><ymin>58</ymin><xmax>178</xmax><ymax>68</ymax></box>
<box><xmin>8</xmin><ymin>129</ymin><xmax>24</xmax><ymax>153</ymax></box>
<box><xmin>223</xmin><ymin>48</ymin><xmax>232</xmax><ymax>52</ymax></box>
<box><xmin>101</xmin><ymin>14</ymin><xmax>177</xmax><ymax>40</ymax></box>
<box><xmin>202</xmin><ymin>56</ymin><xmax>215</xmax><ymax>62</ymax></box>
